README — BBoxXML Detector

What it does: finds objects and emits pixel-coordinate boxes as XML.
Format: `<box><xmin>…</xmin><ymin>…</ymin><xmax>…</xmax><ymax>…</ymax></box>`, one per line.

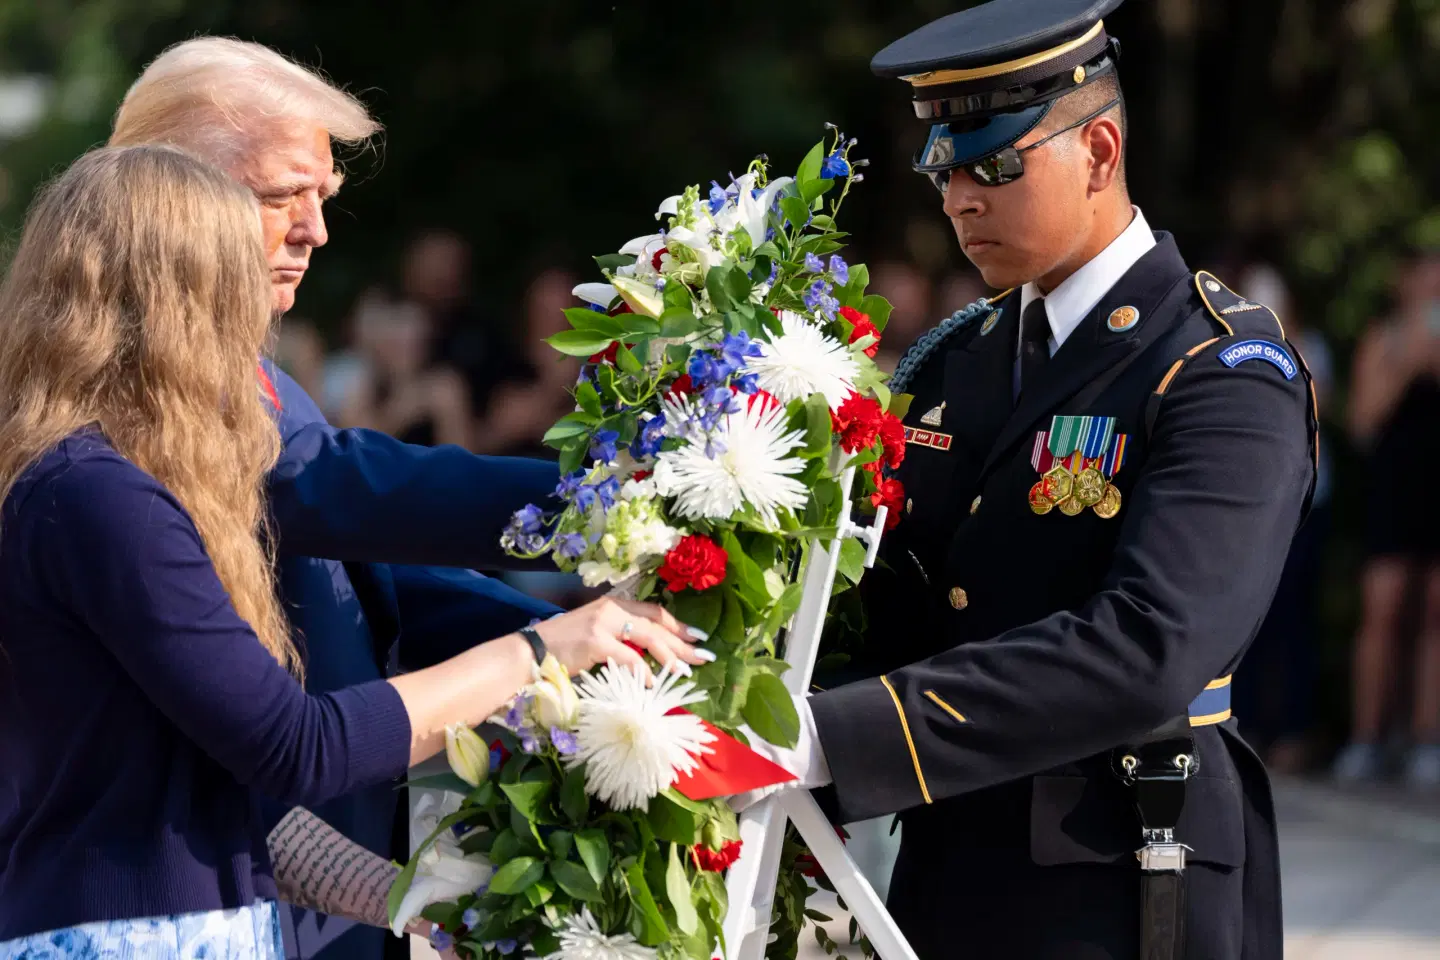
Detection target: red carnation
<box><xmin>831</xmin><ymin>392</ymin><xmax>884</xmax><ymax>453</ymax></box>
<box><xmin>589</xmin><ymin>342</ymin><xmax>622</xmax><ymax>364</ymax></box>
<box><xmin>657</xmin><ymin>534</ymin><xmax>728</xmax><ymax>593</ymax></box>
<box><xmin>840</xmin><ymin>306</ymin><xmax>881</xmax><ymax>359</ymax></box>
<box><xmin>744</xmin><ymin>388</ymin><xmax>783</xmax><ymax>415</ymax></box>
<box><xmin>631</xmin><ymin>470</ymin><xmax>651</xmax><ymax>481</ymax></box>
<box><xmin>692</xmin><ymin>839</ymin><xmax>744</xmax><ymax>873</ymax></box>
<box><xmin>878</xmin><ymin>412</ymin><xmax>906</xmax><ymax>470</ymax></box>
<box><xmin>652</xmin><ymin>246</ymin><xmax>668</xmax><ymax>272</ymax></box>
<box><xmin>488</xmin><ymin>738</ymin><xmax>511</xmax><ymax>769</ymax></box>
<box><xmin>871</xmin><ymin>476</ymin><xmax>905</xmax><ymax>529</ymax></box>
<box><xmin>668</xmin><ymin>374</ymin><xmax>696</xmax><ymax>397</ymax></box>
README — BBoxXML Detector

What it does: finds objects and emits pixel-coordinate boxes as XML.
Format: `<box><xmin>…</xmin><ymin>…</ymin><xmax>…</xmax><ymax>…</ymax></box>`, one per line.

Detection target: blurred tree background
<box><xmin>1</xmin><ymin>0</ymin><xmax>1437</xmax><ymax>743</ymax></box>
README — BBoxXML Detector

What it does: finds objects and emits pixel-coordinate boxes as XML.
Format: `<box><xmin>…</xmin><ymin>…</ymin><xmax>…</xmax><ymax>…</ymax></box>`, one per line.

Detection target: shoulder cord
<box><xmin>889</xmin><ymin>298</ymin><xmax>995</xmax><ymax>396</ymax></box>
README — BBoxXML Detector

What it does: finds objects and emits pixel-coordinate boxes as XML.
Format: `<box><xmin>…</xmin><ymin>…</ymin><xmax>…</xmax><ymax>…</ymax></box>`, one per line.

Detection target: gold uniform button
<box><xmin>906</xmin><ymin>498</ymin><xmax>914</xmax><ymax>515</ymax></box>
<box><xmin>970</xmin><ymin>495</ymin><xmax>981</xmax><ymax>515</ymax></box>
<box><xmin>949</xmin><ymin>587</ymin><xmax>969</xmax><ymax>610</ymax></box>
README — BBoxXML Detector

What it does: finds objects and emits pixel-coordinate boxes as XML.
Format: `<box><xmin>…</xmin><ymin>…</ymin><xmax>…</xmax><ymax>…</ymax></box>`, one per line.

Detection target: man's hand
<box><xmin>730</xmin><ymin>692</ymin><xmax>831</xmax><ymax>812</ymax></box>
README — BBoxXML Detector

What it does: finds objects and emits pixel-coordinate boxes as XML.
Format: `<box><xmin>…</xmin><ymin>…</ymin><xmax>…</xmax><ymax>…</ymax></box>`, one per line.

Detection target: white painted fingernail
<box><xmin>692</xmin><ymin>648</ymin><xmax>718</xmax><ymax>663</ymax></box>
<box><xmin>668</xmin><ymin>660</ymin><xmax>693</xmax><ymax>677</ymax></box>
<box><xmin>686</xmin><ymin>626</ymin><xmax>710</xmax><ymax>642</ymax></box>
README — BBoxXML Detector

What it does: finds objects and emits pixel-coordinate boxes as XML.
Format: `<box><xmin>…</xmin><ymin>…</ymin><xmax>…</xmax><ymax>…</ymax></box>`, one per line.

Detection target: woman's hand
<box><xmin>534</xmin><ymin>596</ymin><xmax>711</xmax><ymax>678</ymax></box>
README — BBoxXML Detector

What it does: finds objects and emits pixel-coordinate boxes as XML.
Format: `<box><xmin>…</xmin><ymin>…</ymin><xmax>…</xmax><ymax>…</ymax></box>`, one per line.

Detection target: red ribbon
<box><xmin>257</xmin><ymin>365</ymin><xmax>282</xmax><ymax>411</ymax></box>
<box><xmin>669</xmin><ymin>709</ymin><xmax>797</xmax><ymax>801</ymax></box>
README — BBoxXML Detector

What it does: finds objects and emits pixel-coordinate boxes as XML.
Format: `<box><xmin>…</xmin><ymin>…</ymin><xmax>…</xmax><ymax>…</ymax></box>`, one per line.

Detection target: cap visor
<box><xmin>913</xmin><ymin>103</ymin><xmax>1051</xmax><ymax>172</ymax></box>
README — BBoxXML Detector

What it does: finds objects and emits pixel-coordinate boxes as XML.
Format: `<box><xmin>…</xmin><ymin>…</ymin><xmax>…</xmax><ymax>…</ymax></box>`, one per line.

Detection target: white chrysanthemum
<box><xmin>565</xmin><ymin>661</ymin><xmax>714</xmax><ymax>810</ymax></box>
<box><xmin>749</xmin><ymin>310</ymin><xmax>860</xmax><ymax>409</ymax></box>
<box><xmin>652</xmin><ymin>397</ymin><xmax>807</xmax><ymax>528</ymax></box>
<box><xmin>543</xmin><ymin>908</ymin><xmax>657</xmax><ymax>960</ymax></box>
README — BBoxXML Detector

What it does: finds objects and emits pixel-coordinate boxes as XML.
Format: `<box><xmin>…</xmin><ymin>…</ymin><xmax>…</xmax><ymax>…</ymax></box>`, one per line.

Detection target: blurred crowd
<box><xmin>270</xmin><ymin>231</ymin><xmax>1440</xmax><ymax>789</ymax></box>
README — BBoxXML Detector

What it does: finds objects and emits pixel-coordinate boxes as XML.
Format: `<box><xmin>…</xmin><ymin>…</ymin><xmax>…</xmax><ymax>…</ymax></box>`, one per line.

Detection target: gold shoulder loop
<box><xmin>987</xmin><ymin>287</ymin><xmax>1017</xmax><ymax>305</ymax></box>
<box><xmin>1193</xmin><ymin>270</ymin><xmax>1286</xmax><ymax>339</ymax></box>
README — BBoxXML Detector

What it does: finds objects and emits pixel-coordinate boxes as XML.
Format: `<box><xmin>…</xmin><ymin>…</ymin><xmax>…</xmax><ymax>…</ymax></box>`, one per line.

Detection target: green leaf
<box><xmin>837</xmin><ymin>537</ymin><xmax>867</xmax><ymax>585</ymax></box>
<box><xmin>705</xmin><ymin>263</ymin><xmax>737</xmax><ymax>312</ymax></box>
<box><xmin>386</xmin><ymin>854</ymin><xmax>420</xmax><ymax>930</ymax></box>
<box><xmin>719</xmin><ymin>530</ymin><xmax>770</xmax><ymax>612</ymax></box>
<box><xmin>859</xmin><ymin>294</ymin><xmax>893</xmax><ymax>332</ymax></box>
<box><xmin>714</xmin><ymin>653</ymin><xmax>754</xmax><ymax>725</ymax></box>
<box><xmin>625</xmin><ymin>862</ymin><xmax>671</xmax><ymax>945</ymax></box>
<box><xmin>547</xmin><ymin>828</ymin><xmax>573</xmax><ymax>860</ymax></box>
<box><xmin>489</xmin><ymin>856</ymin><xmax>544</xmax><ymax>895</ymax></box>
<box><xmin>647</xmin><ymin>791</ymin><xmax>701</xmax><ymax>845</ymax></box>
<box><xmin>779</xmin><ymin>196</ymin><xmax>811</xmax><ymax>232</ymax></box>
<box><xmin>594</xmin><ymin>253</ymin><xmax>637</xmax><ymax>271</ymax></box>
<box><xmin>801</xmin><ymin>178</ymin><xmax>835</xmax><ymax>206</ymax></box>
<box><xmin>542</xmin><ymin>413</ymin><xmax>595</xmax><ymax>445</ymax></box>
<box><xmin>551</xmin><ymin>859</ymin><xmax>603</xmax><ymax>902</ymax></box>
<box><xmin>761</xmin><ymin>582</ymin><xmax>805</xmax><ymax>640</ymax></box>
<box><xmin>716</xmin><ymin>586</ymin><xmax>747</xmax><ymax>648</ymax></box>
<box><xmin>576</xmin><ymin>381</ymin><xmax>602</xmax><ymax>417</ymax></box>
<box><xmin>575</xmin><ymin>829</ymin><xmax>610</xmax><ymax>885</ymax></box>
<box><xmin>836</xmin><ymin>264</ymin><xmax>870</xmax><ymax>309</ymax></box>
<box><xmin>560</xmin><ymin>765</ymin><xmax>589</xmax><ymax>823</ymax></box>
<box><xmin>523</xmin><ymin>875</ymin><xmax>555</xmax><ymax>907</ymax></box>
<box><xmin>499</xmin><ymin>780</ymin><xmax>553</xmax><ymax>824</ymax></box>
<box><xmin>563</xmin><ymin>307</ymin><xmax>625</xmax><ymax>334</ymax></box>
<box><xmin>659</xmin><ymin>308</ymin><xmax>701</xmax><ymax>338</ymax></box>
<box><xmin>743</xmin><ymin>671</ymin><xmax>801</xmax><ymax>748</ymax></box>
<box><xmin>870</xmin><ymin>378</ymin><xmax>892</xmax><ymax>412</ymax></box>
<box><xmin>888</xmin><ymin>392</ymin><xmax>914</xmax><ymax>420</ymax></box>
<box><xmin>546</xmin><ymin>329</ymin><xmax>615</xmax><ymax>357</ymax></box>
<box><xmin>615</xmin><ymin>343</ymin><xmax>644</xmax><ymax>375</ymax></box>
<box><xmin>401</xmin><ymin>772</ymin><xmax>475</xmax><ymax>794</ymax></box>
<box><xmin>663</xmin><ymin>281</ymin><xmax>693</xmax><ymax>312</ymax></box>
<box><xmin>753</xmin><ymin>240</ymin><xmax>784</xmax><ymax>260</ymax></box>
<box><xmin>803</xmin><ymin>392</ymin><xmax>833</xmax><ymax>458</ymax></box>
<box><xmin>668</xmin><ymin>588</ymin><xmax>723</xmax><ymax>634</ymax></box>
<box><xmin>796</xmin><ymin>141</ymin><xmax>825</xmax><ymax>185</ymax></box>
<box><xmin>666</xmin><ymin>844</ymin><xmax>700</xmax><ymax>936</ymax></box>
<box><xmin>489</xmin><ymin>828</ymin><xmax>523</xmax><ymax>865</ymax></box>
<box><xmin>557</xmin><ymin>437</ymin><xmax>587</xmax><ymax>476</ymax></box>
<box><xmin>723</xmin><ymin>263</ymin><xmax>753</xmax><ymax>304</ymax></box>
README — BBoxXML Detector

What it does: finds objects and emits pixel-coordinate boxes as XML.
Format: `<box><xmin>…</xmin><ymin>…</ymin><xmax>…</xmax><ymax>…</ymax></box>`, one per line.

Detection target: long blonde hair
<box><xmin>0</xmin><ymin>145</ymin><xmax>299</xmax><ymax>675</ymax></box>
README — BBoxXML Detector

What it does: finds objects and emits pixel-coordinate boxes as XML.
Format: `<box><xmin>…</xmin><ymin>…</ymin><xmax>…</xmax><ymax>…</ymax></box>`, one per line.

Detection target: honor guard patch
<box><xmin>980</xmin><ymin>310</ymin><xmax>1000</xmax><ymax>335</ymax></box>
<box><xmin>904</xmin><ymin>426</ymin><xmax>953</xmax><ymax>451</ymax></box>
<box><xmin>919</xmin><ymin>402</ymin><xmax>945</xmax><ymax>426</ymax></box>
<box><xmin>1217</xmin><ymin>339</ymin><xmax>1297</xmax><ymax>380</ymax></box>
<box><xmin>1107</xmin><ymin>306</ymin><xmax>1140</xmax><ymax>332</ymax></box>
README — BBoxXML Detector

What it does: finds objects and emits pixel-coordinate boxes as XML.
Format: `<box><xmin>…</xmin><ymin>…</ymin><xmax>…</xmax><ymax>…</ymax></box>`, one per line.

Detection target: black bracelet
<box><xmin>519</xmin><ymin>626</ymin><xmax>548</xmax><ymax>666</ymax></box>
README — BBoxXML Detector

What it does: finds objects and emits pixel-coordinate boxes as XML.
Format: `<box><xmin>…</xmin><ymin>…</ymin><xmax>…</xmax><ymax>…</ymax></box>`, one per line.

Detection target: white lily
<box><xmin>573</xmin><ymin>282</ymin><xmax>618</xmax><ymax>309</ymax></box>
<box><xmin>611</xmin><ymin>276</ymin><xmax>664</xmax><ymax>318</ymax></box>
<box><xmin>444</xmin><ymin>724</ymin><xmax>491</xmax><ymax>788</ymax></box>
<box><xmin>389</xmin><ymin>850</ymin><xmax>494</xmax><ymax>937</ymax></box>
<box><xmin>532</xmin><ymin>654</ymin><xmax>581</xmax><ymax>730</ymax></box>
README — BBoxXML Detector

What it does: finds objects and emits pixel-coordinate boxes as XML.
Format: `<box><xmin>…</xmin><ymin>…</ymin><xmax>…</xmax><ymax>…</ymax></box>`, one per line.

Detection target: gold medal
<box><xmin>1093</xmin><ymin>484</ymin><xmax>1123</xmax><ymax>519</ymax></box>
<box><xmin>1074</xmin><ymin>466</ymin><xmax>1106</xmax><ymax>507</ymax></box>
<box><xmin>1058</xmin><ymin>496</ymin><xmax>1085</xmax><ymax>516</ymax></box>
<box><xmin>1029</xmin><ymin>481</ymin><xmax>1054</xmax><ymax>515</ymax></box>
<box><xmin>1042</xmin><ymin>464</ymin><xmax>1074</xmax><ymax>503</ymax></box>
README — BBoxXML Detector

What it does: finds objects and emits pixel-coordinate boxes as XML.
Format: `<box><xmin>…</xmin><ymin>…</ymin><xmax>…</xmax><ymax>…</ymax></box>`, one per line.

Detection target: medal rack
<box><xmin>721</xmin><ymin>464</ymin><xmax>921</xmax><ymax>960</ymax></box>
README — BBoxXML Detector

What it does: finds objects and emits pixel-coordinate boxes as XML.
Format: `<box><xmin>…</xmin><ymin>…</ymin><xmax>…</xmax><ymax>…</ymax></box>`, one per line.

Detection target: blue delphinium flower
<box><xmin>492</xmin><ymin>940</ymin><xmax>519</xmax><ymax>956</ymax></box>
<box><xmin>474</xmin><ymin>880</ymin><xmax>490</xmax><ymax>898</ymax></box>
<box><xmin>708</xmin><ymin>181</ymin><xmax>729</xmax><ymax>214</ymax></box>
<box><xmin>804</xmin><ymin>279</ymin><xmax>840</xmax><ymax>319</ymax></box>
<box><xmin>554</xmin><ymin>470</ymin><xmax>586</xmax><ymax>501</ymax></box>
<box><xmin>720</xmin><ymin>331</ymin><xmax>763</xmax><ymax>370</ymax></box>
<box><xmin>503</xmin><ymin>697</ymin><xmax>526</xmax><ymax>730</ymax></box>
<box><xmin>488</xmin><ymin>744</ymin><xmax>504</xmax><ymax>773</ymax></box>
<box><xmin>767</xmin><ymin>260</ymin><xmax>779</xmax><ymax>284</ymax></box>
<box><xmin>632</xmin><ymin>414</ymin><xmax>666</xmax><ymax>458</ymax></box>
<box><xmin>688</xmin><ymin>350</ymin><xmax>724</xmax><ymax>388</ymax></box>
<box><xmin>595</xmin><ymin>476</ymin><xmax>621</xmax><ymax>510</ymax></box>
<box><xmin>515</xmin><ymin>504</ymin><xmax>545</xmax><ymax>534</ymax></box>
<box><xmin>734</xmin><ymin>371</ymin><xmax>760</xmax><ymax>394</ymax></box>
<box><xmin>820</xmin><ymin>150</ymin><xmax>851</xmax><ymax>180</ymax></box>
<box><xmin>586</xmin><ymin>302</ymin><xmax>607</xmax><ymax>313</ymax></box>
<box><xmin>574</xmin><ymin>484</ymin><xmax>598</xmax><ymax>511</ymax></box>
<box><xmin>829</xmin><ymin>254</ymin><xmax>849</xmax><ymax>285</ymax></box>
<box><xmin>589</xmin><ymin>429</ymin><xmax>619</xmax><ymax>463</ymax></box>
<box><xmin>551</xmin><ymin>727</ymin><xmax>579</xmax><ymax>755</ymax></box>
<box><xmin>461</xmin><ymin>908</ymin><xmax>481</xmax><ymax>929</ymax></box>
<box><xmin>519</xmin><ymin>731</ymin><xmax>539</xmax><ymax>754</ymax></box>
<box><xmin>555</xmin><ymin>532</ymin><xmax>587</xmax><ymax>559</ymax></box>
<box><xmin>429</xmin><ymin>926</ymin><xmax>453</xmax><ymax>951</ymax></box>
<box><xmin>804</xmin><ymin>252</ymin><xmax>825</xmax><ymax>273</ymax></box>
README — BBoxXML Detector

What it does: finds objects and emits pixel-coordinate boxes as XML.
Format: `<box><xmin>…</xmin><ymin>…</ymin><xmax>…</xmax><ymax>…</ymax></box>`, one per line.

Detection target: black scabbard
<box><xmin>1139</xmin><ymin>844</ymin><xmax>1188</xmax><ymax>960</ymax></box>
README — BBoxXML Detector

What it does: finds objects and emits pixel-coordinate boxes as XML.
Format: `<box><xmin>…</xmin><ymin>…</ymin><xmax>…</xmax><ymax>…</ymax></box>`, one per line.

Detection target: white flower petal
<box><xmin>389</xmin><ymin>853</ymin><xmax>493</xmax><ymax>937</ymax></box>
<box><xmin>573</xmin><ymin>282</ymin><xmax>618</xmax><ymax>308</ymax></box>
<box><xmin>749</xmin><ymin>310</ymin><xmax>859</xmax><ymax>409</ymax></box>
<box><xmin>543</xmin><ymin>908</ymin><xmax>657</xmax><ymax>960</ymax></box>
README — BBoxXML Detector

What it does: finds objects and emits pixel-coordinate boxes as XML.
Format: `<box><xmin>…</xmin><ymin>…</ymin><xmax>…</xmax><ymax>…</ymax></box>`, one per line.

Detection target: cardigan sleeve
<box><xmin>33</xmin><ymin>452</ymin><xmax>413</xmax><ymax>807</ymax></box>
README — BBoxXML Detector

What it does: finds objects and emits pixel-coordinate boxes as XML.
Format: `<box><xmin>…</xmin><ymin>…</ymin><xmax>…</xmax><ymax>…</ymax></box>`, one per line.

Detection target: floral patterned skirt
<box><xmin>0</xmin><ymin>900</ymin><xmax>282</xmax><ymax>959</ymax></box>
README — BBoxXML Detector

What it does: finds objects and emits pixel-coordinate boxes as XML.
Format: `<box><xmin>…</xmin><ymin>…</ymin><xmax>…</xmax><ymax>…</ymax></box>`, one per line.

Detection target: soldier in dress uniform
<box><xmin>759</xmin><ymin>1</ymin><xmax>1321</xmax><ymax>957</ymax></box>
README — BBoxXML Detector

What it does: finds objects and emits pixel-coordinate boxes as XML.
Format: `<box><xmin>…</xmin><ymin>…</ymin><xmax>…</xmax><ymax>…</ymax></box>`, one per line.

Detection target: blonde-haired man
<box><xmin>112</xmin><ymin>38</ymin><xmax>562</xmax><ymax>960</ymax></box>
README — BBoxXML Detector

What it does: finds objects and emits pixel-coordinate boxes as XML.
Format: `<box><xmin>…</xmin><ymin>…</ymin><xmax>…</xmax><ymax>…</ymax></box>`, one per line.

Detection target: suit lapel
<box><xmin>942</xmin><ymin>292</ymin><xmax>1020</xmax><ymax>463</ymax></box>
<box><xmin>978</xmin><ymin>235</ymin><xmax>1192</xmax><ymax>479</ymax></box>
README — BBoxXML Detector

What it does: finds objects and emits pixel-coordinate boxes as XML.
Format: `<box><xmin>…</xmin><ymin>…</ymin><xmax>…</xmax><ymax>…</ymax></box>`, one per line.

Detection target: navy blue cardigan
<box><xmin>0</xmin><ymin>432</ymin><xmax>413</xmax><ymax>940</ymax></box>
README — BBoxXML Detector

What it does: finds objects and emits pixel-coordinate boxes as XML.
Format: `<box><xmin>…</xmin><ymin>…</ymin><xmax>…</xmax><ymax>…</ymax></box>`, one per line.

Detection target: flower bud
<box><xmin>445</xmin><ymin>724</ymin><xmax>491</xmax><ymax>788</ymax></box>
<box><xmin>531</xmin><ymin>654</ymin><xmax>580</xmax><ymax>730</ymax></box>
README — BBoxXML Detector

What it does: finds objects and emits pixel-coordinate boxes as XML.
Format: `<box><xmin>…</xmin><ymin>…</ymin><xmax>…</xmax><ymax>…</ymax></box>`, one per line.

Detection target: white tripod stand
<box><xmin>721</xmin><ymin>466</ymin><xmax>921</xmax><ymax>960</ymax></box>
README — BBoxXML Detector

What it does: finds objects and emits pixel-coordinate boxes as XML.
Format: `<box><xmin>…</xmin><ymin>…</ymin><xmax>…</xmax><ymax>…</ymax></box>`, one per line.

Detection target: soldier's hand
<box><xmin>729</xmin><ymin>692</ymin><xmax>832</xmax><ymax>812</ymax></box>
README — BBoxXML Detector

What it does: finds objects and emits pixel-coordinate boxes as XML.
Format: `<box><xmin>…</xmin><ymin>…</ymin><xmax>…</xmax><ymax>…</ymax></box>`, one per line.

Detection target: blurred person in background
<box><xmin>273</xmin><ymin>317</ymin><xmax>326</xmax><ymax>402</ymax></box>
<box><xmin>1334</xmin><ymin>251</ymin><xmax>1440</xmax><ymax>787</ymax></box>
<box><xmin>867</xmin><ymin>259</ymin><xmax>933</xmax><ymax>371</ymax></box>
<box><xmin>470</xmin><ymin>266</ymin><xmax>582</xmax><ymax>459</ymax></box>
<box><xmin>336</xmin><ymin>293</ymin><xmax>471</xmax><ymax>448</ymax></box>
<box><xmin>1233</xmin><ymin>262</ymin><xmax>1333</xmax><ymax>773</ymax></box>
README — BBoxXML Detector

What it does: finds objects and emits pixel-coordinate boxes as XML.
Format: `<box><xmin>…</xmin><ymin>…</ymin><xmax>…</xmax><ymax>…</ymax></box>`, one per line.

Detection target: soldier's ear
<box><xmin>1084</xmin><ymin>115</ymin><xmax>1124</xmax><ymax>195</ymax></box>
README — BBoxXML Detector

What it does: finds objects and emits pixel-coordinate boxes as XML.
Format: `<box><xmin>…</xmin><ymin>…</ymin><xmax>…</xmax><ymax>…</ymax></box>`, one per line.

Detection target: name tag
<box><xmin>1217</xmin><ymin>339</ymin><xmax>1296</xmax><ymax>380</ymax></box>
<box><xmin>904</xmin><ymin>427</ymin><xmax>953</xmax><ymax>451</ymax></box>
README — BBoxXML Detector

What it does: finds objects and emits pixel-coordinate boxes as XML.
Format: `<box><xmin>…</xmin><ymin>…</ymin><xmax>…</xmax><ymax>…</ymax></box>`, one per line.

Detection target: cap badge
<box><xmin>980</xmin><ymin>310</ymin><xmax>1000</xmax><ymax>336</ymax></box>
<box><xmin>1107</xmin><ymin>306</ymin><xmax>1140</xmax><ymax>332</ymax></box>
<box><xmin>1073</xmin><ymin>65</ymin><xmax>1087</xmax><ymax>84</ymax></box>
<box><xmin>1205</xmin><ymin>280</ymin><xmax>1222</xmax><ymax>293</ymax></box>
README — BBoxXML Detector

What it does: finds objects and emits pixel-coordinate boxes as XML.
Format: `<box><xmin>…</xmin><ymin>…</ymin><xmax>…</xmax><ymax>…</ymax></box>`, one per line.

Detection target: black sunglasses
<box><xmin>930</xmin><ymin>97</ymin><xmax>1121</xmax><ymax>192</ymax></box>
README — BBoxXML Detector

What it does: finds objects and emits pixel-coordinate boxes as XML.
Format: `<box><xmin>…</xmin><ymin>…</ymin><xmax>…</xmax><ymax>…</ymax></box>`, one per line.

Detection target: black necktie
<box><xmin>1019</xmin><ymin>297</ymin><xmax>1051</xmax><ymax>399</ymax></box>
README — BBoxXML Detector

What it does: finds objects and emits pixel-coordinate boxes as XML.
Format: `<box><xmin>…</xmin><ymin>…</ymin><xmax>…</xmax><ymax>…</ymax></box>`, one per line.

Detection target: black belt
<box><xmin>1114</xmin><ymin>714</ymin><xmax>1198</xmax><ymax>960</ymax></box>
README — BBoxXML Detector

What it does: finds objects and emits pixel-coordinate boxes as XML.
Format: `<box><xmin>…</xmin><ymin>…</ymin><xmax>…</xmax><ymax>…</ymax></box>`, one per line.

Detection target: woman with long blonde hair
<box><xmin>0</xmin><ymin>145</ymin><xmax>701</xmax><ymax>957</ymax></box>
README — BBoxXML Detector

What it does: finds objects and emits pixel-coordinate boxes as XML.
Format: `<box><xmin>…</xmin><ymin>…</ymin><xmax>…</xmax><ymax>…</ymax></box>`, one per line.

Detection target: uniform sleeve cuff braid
<box><xmin>809</xmin><ymin>677</ymin><xmax>933</xmax><ymax>823</ymax></box>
